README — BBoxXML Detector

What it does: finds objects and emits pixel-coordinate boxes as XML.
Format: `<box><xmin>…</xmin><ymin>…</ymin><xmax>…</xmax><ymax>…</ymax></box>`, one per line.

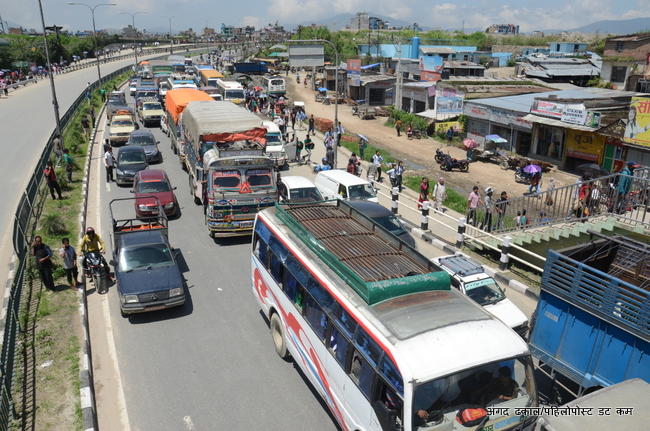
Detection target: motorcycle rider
<box><xmin>78</xmin><ymin>227</ymin><xmax>109</xmax><ymax>279</ymax></box>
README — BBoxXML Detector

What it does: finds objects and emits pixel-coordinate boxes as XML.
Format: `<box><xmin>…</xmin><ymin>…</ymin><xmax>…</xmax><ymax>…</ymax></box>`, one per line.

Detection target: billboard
<box><xmin>347</xmin><ymin>59</ymin><xmax>361</xmax><ymax>86</ymax></box>
<box><xmin>624</xmin><ymin>97</ymin><xmax>650</xmax><ymax>148</ymax></box>
<box><xmin>435</xmin><ymin>87</ymin><xmax>464</xmax><ymax>115</ymax></box>
<box><xmin>531</xmin><ymin>100</ymin><xmax>584</xmax><ymax>118</ymax></box>
<box><xmin>419</xmin><ymin>56</ymin><xmax>444</xmax><ymax>72</ymax></box>
<box><xmin>288</xmin><ymin>44</ymin><xmax>325</xmax><ymax>68</ymax></box>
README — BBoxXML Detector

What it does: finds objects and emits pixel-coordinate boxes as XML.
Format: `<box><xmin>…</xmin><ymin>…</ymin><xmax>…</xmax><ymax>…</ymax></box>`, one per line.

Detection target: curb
<box><xmin>0</xmin><ymin>254</ymin><xmax>18</xmax><ymax>343</ymax></box>
<box><xmin>78</xmin><ymin>97</ymin><xmax>110</xmax><ymax>431</ymax></box>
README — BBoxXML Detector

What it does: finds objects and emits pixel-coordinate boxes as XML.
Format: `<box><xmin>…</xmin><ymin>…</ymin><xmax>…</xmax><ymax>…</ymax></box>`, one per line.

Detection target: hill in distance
<box><xmin>564</xmin><ymin>17</ymin><xmax>650</xmax><ymax>34</ymax></box>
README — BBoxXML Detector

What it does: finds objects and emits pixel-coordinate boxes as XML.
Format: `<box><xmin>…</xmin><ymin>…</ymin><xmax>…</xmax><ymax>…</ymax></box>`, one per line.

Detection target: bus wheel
<box><xmin>270</xmin><ymin>313</ymin><xmax>289</xmax><ymax>359</ymax></box>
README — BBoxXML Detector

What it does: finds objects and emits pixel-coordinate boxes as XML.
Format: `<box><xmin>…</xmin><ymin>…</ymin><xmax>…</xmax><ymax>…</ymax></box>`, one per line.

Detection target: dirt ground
<box><xmin>286</xmin><ymin>78</ymin><xmax>579</xmax><ymax>200</ymax></box>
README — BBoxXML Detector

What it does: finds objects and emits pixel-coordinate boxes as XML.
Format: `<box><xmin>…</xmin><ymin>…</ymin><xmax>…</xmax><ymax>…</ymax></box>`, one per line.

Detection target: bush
<box><xmin>384</xmin><ymin>107</ymin><xmax>429</xmax><ymax>132</ymax></box>
<box><xmin>41</xmin><ymin>213</ymin><xmax>67</xmax><ymax>236</ymax></box>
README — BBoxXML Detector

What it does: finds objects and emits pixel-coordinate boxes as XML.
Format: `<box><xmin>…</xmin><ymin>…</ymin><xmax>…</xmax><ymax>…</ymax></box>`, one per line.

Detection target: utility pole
<box><xmin>395</xmin><ymin>42</ymin><xmax>402</xmax><ymax>111</ymax></box>
<box><xmin>119</xmin><ymin>11</ymin><xmax>148</xmax><ymax>69</ymax></box>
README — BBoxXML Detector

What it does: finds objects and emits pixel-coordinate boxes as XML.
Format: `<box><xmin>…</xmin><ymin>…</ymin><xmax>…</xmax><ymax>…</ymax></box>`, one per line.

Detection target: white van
<box><xmin>262</xmin><ymin>121</ymin><xmax>287</xmax><ymax>167</ymax></box>
<box><xmin>314</xmin><ymin>170</ymin><xmax>379</xmax><ymax>203</ymax></box>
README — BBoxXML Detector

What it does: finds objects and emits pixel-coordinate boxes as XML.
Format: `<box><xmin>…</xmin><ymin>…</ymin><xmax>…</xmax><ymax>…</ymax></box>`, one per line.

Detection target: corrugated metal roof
<box><xmin>608</xmin><ymin>33</ymin><xmax>650</xmax><ymax>42</ymax></box>
<box><xmin>444</xmin><ymin>60</ymin><xmax>485</xmax><ymax>69</ymax></box>
<box><xmin>360</xmin><ymin>74</ymin><xmax>396</xmax><ymax>84</ymax></box>
<box><xmin>402</xmin><ymin>82</ymin><xmax>435</xmax><ymax>89</ymax></box>
<box><xmin>524</xmin><ymin>65</ymin><xmax>600</xmax><ymax>78</ymax></box>
<box><xmin>420</xmin><ymin>47</ymin><xmax>456</xmax><ymax>54</ymax></box>
<box><xmin>466</xmin><ymin>87</ymin><xmax>645</xmax><ymax>113</ymax></box>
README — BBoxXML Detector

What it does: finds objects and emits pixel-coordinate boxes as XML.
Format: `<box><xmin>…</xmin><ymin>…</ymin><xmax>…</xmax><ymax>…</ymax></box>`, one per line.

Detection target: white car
<box><xmin>262</xmin><ymin>121</ymin><xmax>287</xmax><ymax>167</ymax></box>
<box><xmin>431</xmin><ymin>253</ymin><xmax>529</xmax><ymax>337</ymax></box>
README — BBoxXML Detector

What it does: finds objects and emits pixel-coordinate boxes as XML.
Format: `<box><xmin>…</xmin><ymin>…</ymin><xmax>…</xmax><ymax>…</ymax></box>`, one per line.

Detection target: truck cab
<box><xmin>109</xmin><ymin>198</ymin><xmax>185</xmax><ymax>317</ymax></box>
<box><xmin>431</xmin><ymin>253</ymin><xmax>529</xmax><ymax>337</ymax></box>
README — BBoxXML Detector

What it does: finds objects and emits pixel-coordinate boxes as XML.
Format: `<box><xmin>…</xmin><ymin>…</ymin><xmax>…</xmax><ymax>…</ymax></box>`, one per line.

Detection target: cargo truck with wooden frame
<box><xmin>164</xmin><ymin>88</ymin><xmax>214</xmax><ymax>157</ymax></box>
<box><xmin>181</xmin><ymin>100</ymin><xmax>276</xmax><ymax>238</ymax></box>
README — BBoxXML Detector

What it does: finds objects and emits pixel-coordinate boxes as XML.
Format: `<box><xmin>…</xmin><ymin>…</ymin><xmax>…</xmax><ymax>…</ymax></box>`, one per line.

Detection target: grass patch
<box><xmin>403</xmin><ymin>176</ymin><xmax>468</xmax><ymax>214</ymax></box>
<box><xmin>15</xmin><ymin>70</ymin><xmax>133</xmax><ymax>431</ymax></box>
<box><xmin>340</xmin><ymin>134</ymin><xmax>396</xmax><ymax>164</ymax></box>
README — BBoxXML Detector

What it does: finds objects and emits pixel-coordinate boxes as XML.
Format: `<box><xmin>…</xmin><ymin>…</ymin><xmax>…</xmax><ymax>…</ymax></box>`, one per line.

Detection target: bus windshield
<box><xmin>225</xmin><ymin>89</ymin><xmax>245</xmax><ymax>99</ymax></box>
<box><xmin>412</xmin><ymin>356</ymin><xmax>537</xmax><ymax>430</ymax></box>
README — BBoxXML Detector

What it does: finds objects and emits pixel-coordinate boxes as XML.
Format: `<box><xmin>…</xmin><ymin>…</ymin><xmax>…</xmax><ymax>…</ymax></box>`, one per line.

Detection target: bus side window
<box><xmin>253</xmin><ymin>235</ymin><xmax>268</xmax><ymax>265</ymax></box>
<box><xmin>329</xmin><ymin>325</ymin><xmax>351</xmax><ymax>367</ymax></box>
<box><xmin>349</xmin><ymin>349</ymin><xmax>375</xmax><ymax>398</ymax></box>
<box><xmin>269</xmin><ymin>251</ymin><xmax>284</xmax><ymax>284</ymax></box>
<box><xmin>305</xmin><ymin>294</ymin><xmax>328</xmax><ymax>341</ymax></box>
<box><xmin>283</xmin><ymin>270</ymin><xmax>304</xmax><ymax>310</ymax></box>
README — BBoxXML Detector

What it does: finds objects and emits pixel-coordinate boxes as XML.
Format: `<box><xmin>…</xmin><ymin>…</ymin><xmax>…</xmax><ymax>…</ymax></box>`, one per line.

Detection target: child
<box><xmin>514</xmin><ymin>211</ymin><xmax>522</xmax><ymax>228</ymax></box>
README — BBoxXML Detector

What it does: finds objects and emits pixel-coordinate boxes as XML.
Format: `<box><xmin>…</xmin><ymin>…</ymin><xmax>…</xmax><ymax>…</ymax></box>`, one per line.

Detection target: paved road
<box><xmin>87</xmin><ymin>75</ymin><xmax>537</xmax><ymax>430</ymax></box>
<box><xmin>0</xmin><ymin>51</ymin><xmax>163</xmax><ymax>292</ymax></box>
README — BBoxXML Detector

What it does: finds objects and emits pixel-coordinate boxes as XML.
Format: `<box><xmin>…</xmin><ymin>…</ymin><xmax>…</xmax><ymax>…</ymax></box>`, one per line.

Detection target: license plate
<box><xmin>146</xmin><ymin>305</ymin><xmax>166</xmax><ymax>311</ymax></box>
<box><xmin>239</xmin><ymin>221</ymin><xmax>253</xmax><ymax>228</ymax></box>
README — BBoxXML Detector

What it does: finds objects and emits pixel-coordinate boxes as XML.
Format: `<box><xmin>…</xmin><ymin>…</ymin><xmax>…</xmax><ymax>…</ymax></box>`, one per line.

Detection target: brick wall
<box><xmin>604</xmin><ymin>39</ymin><xmax>650</xmax><ymax>61</ymax></box>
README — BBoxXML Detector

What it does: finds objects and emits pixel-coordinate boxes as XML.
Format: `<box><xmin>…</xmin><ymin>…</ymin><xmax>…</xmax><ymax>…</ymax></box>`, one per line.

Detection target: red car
<box><xmin>132</xmin><ymin>169</ymin><xmax>178</xmax><ymax>218</ymax></box>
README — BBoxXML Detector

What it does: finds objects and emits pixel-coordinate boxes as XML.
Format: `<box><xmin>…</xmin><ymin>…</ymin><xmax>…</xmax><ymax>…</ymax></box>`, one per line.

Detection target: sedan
<box><xmin>116</xmin><ymin>146</ymin><xmax>148</xmax><ymax>186</ymax></box>
<box><xmin>131</xmin><ymin>169</ymin><xmax>178</xmax><ymax>218</ymax></box>
<box><xmin>126</xmin><ymin>130</ymin><xmax>162</xmax><ymax>163</ymax></box>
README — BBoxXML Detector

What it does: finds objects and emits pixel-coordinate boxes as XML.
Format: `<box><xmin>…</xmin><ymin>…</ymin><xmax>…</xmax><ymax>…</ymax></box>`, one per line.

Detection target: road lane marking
<box><xmin>184</xmin><ymin>416</ymin><xmax>195</xmax><ymax>430</ymax></box>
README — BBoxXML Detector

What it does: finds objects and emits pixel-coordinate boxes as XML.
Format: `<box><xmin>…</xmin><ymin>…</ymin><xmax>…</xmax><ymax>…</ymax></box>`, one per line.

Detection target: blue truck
<box><xmin>233</xmin><ymin>62</ymin><xmax>268</xmax><ymax>75</ymax></box>
<box><xmin>529</xmin><ymin>231</ymin><xmax>650</xmax><ymax>403</ymax></box>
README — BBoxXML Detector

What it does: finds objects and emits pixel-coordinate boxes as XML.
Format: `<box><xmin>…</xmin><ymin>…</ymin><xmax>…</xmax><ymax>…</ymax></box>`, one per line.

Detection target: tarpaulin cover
<box><xmin>203</xmin><ymin>128</ymin><xmax>267</xmax><ymax>145</ymax></box>
<box><xmin>165</xmin><ymin>88</ymin><xmax>214</xmax><ymax>124</ymax></box>
<box><xmin>360</xmin><ymin>62</ymin><xmax>381</xmax><ymax>69</ymax></box>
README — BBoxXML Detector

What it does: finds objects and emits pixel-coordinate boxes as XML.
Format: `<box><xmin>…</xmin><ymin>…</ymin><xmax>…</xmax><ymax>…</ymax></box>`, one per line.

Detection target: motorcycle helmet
<box><xmin>322</xmin><ymin>157</ymin><xmax>328</xmax><ymax>163</ymax></box>
<box><xmin>86</xmin><ymin>227</ymin><xmax>95</xmax><ymax>236</ymax></box>
<box><xmin>485</xmin><ymin>187</ymin><xmax>493</xmax><ymax>194</ymax></box>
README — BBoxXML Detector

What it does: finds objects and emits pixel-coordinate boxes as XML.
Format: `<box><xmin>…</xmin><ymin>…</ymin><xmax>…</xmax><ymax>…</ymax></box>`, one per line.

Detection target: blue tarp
<box><xmin>361</xmin><ymin>63</ymin><xmax>381</xmax><ymax>69</ymax></box>
<box><xmin>486</xmin><ymin>134</ymin><xmax>508</xmax><ymax>143</ymax></box>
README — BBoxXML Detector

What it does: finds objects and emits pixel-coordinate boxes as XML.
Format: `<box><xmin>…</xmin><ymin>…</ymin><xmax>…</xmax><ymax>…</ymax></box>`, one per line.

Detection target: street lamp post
<box><xmin>291</xmin><ymin>39</ymin><xmax>340</xmax><ymax>168</ymax></box>
<box><xmin>37</xmin><ymin>0</ymin><xmax>63</xmax><ymax>149</ymax></box>
<box><xmin>161</xmin><ymin>15</ymin><xmax>179</xmax><ymax>54</ymax></box>
<box><xmin>68</xmin><ymin>2</ymin><xmax>116</xmax><ymax>82</ymax></box>
<box><xmin>199</xmin><ymin>18</ymin><xmax>210</xmax><ymax>51</ymax></box>
<box><xmin>119</xmin><ymin>11</ymin><xmax>147</xmax><ymax>69</ymax></box>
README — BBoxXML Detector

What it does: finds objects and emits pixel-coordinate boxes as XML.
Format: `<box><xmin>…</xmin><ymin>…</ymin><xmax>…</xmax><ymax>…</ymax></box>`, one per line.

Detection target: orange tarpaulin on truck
<box><xmin>203</xmin><ymin>127</ymin><xmax>267</xmax><ymax>145</ymax></box>
<box><xmin>165</xmin><ymin>89</ymin><xmax>214</xmax><ymax>125</ymax></box>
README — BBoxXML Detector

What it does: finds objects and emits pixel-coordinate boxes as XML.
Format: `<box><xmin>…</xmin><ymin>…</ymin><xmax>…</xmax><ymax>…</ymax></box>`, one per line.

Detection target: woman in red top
<box><xmin>418</xmin><ymin>177</ymin><xmax>430</xmax><ymax>209</ymax></box>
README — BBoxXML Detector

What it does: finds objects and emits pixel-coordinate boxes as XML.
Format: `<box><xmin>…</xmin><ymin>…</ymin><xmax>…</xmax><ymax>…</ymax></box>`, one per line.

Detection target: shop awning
<box><xmin>522</xmin><ymin>114</ymin><xmax>594</xmax><ymax>132</ymax></box>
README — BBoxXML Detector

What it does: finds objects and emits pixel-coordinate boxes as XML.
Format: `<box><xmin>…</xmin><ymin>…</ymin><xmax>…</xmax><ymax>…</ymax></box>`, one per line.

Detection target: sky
<box><xmin>2</xmin><ymin>0</ymin><xmax>649</xmax><ymax>34</ymax></box>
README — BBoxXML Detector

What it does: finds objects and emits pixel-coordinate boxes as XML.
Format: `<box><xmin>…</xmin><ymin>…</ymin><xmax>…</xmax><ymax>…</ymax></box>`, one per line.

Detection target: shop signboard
<box><xmin>347</xmin><ymin>59</ymin><xmax>361</xmax><ymax>86</ymax></box>
<box><xmin>491</xmin><ymin>108</ymin><xmax>533</xmax><ymax>130</ymax></box>
<box><xmin>561</xmin><ymin>108</ymin><xmax>601</xmax><ymax>127</ymax></box>
<box><xmin>465</xmin><ymin>103</ymin><xmax>490</xmax><ymax>119</ymax></box>
<box><xmin>435</xmin><ymin>87</ymin><xmax>464</xmax><ymax>115</ymax></box>
<box><xmin>289</xmin><ymin>44</ymin><xmax>324</xmax><ymax>68</ymax></box>
<box><xmin>566</xmin><ymin>129</ymin><xmax>604</xmax><ymax>162</ymax></box>
<box><xmin>531</xmin><ymin>99</ymin><xmax>583</xmax><ymax>118</ymax></box>
<box><xmin>421</xmin><ymin>71</ymin><xmax>441</xmax><ymax>82</ymax></box>
<box><xmin>435</xmin><ymin>121</ymin><xmax>463</xmax><ymax>133</ymax></box>
<box><xmin>624</xmin><ymin>97</ymin><xmax>650</xmax><ymax>148</ymax></box>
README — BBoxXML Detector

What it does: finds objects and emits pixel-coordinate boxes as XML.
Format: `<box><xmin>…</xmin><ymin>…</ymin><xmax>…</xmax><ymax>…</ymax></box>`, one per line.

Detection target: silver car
<box><xmin>125</xmin><ymin>130</ymin><xmax>162</xmax><ymax>164</ymax></box>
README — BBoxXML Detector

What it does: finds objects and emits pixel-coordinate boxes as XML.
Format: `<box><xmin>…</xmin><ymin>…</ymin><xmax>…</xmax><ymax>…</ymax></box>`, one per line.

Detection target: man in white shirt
<box><xmin>104</xmin><ymin>147</ymin><xmax>116</xmax><ymax>183</ymax></box>
<box><xmin>371</xmin><ymin>151</ymin><xmax>384</xmax><ymax>182</ymax></box>
<box><xmin>336</xmin><ymin>122</ymin><xmax>344</xmax><ymax>147</ymax></box>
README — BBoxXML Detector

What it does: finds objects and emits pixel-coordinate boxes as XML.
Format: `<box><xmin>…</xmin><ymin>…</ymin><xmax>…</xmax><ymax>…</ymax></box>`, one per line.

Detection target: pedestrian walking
<box><xmin>308</xmin><ymin>114</ymin><xmax>315</xmax><ymax>136</ymax></box>
<box><xmin>366</xmin><ymin>163</ymin><xmax>378</xmax><ymax>182</ymax></box>
<box><xmin>295</xmin><ymin>138</ymin><xmax>303</xmax><ymax>165</ymax></box>
<box><xmin>290</xmin><ymin>109</ymin><xmax>296</xmax><ymax>129</ymax></box>
<box><xmin>617</xmin><ymin>161</ymin><xmax>638</xmax><ymax>213</ymax></box>
<box><xmin>418</xmin><ymin>177</ymin><xmax>430</xmax><ymax>209</ymax></box>
<box><xmin>395</xmin><ymin>119</ymin><xmax>403</xmax><ymax>137</ymax></box>
<box><xmin>347</xmin><ymin>153</ymin><xmax>360</xmax><ymax>176</ymax></box>
<box><xmin>358</xmin><ymin>136</ymin><xmax>368</xmax><ymax>161</ymax></box>
<box><xmin>406</xmin><ymin>123</ymin><xmax>413</xmax><ymax>140</ymax></box>
<box><xmin>386</xmin><ymin>164</ymin><xmax>397</xmax><ymax>189</ymax></box>
<box><xmin>90</xmin><ymin>105</ymin><xmax>96</xmax><ymax>127</ymax></box>
<box><xmin>545</xmin><ymin>178</ymin><xmax>556</xmax><ymax>206</ymax></box>
<box><xmin>528</xmin><ymin>171</ymin><xmax>542</xmax><ymax>195</ymax></box>
<box><xmin>336</xmin><ymin>122</ymin><xmax>344</xmax><ymax>147</ymax></box>
<box><xmin>103</xmin><ymin>138</ymin><xmax>111</xmax><ymax>154</ymax></box>
<box><xmin>432</xmin><ymin>177</ymin><xmax>447</xmax><ymax>212</ymax></box>
<box><xmin>446</xmin><ymin>127</ymin><xmax>454</xmax><ymax>145</ymax></box>
<box><xmin>466</xmin><ymin>186</ymin><xmax>483</xmax><ymax>227</ymax></box>
<box><xmin>104</xmin><ymin>146</ymin><xmax>116</xmax><ymax>182</ymax></box>
<box><xmin>59</xmin><ymin>238</ymin><xmax>80</xmax><ymax>289</ymax></box>
<box><xmin>371</xmin><ymin>151</ymin><xmax>384</xmax><ymax>182</ymax></box>
<box><xmin>296</xmin><ymin>110</ymin><xmax>306</xmax><ymax>131</ymax></box>
<box><xmin>395</xmin><ymin>161</ymin><xmax>405</xmax><ymax>192</ymax></box>
<box><xmin>32</xmin><ymin>236</ymin><xmax>55</xmax><ymax>292</ymax></box>
<box><xmin>495</xmin><ymin>191</ymin><xmax>509</xmax><ymax>230</ymax></box>
<box><xmin>514</xmin><ymin>211</ymin><xmax>522</xmax><ymax>228</ymax></box>
<box><xmin>44</xmin><ymin>161</ymin><xmax>62</xmax><ymax>200</ymax></box>
<box><xmin>81</xmin><ymin>115</ymin><xmax>90</xmax><ymax>140</ymax></box>
<box><xmin>63</xmin><ymin>149</ymin><xmax>74</xmax><ymax>183</ymax></box>
<box><xmin>483</xmin><ymin>187</ymin><xmax>495</xmax><ymax>232</ymax></box>
<box><xmin>303</xmin><ymin>136</ymin><xmax>314</xmax><ymax>163</ymax></box>
<box><xmin>53</xmin><ymin>134</ymin><xmax>63</xmax><ymax>167</ymax></box>
<box><xmin>325</xmin><ymin>147</ymin><xmax>335</xmax><ymax>168</ymax></box>
<box><xmin>100</xmin><ymin>88</ymin><xmax>106</xmax><ymax>102</ymax></box>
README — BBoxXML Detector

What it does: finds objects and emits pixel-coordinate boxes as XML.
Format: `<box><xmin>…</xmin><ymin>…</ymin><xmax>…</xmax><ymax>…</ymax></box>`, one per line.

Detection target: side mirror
<box><xmin>129</xmin><ymin>190</ymin><xmax>135</xmax><ymax>193</ymax></box>
<box><xmin>173</xmin><ymin>187</ymin><xmax>177</xmax><ymax>190</ymax></box>
<box><xmin>109</xmin><ymin>260</ymin><xmax>117</xmax><ymax>266</ymax></box>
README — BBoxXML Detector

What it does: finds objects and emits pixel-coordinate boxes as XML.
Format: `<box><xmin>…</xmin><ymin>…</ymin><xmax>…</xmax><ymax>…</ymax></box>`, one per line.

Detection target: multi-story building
<box><xmin>601</xmin><ymin>33</ymin><xmax>650</xmax><ymax>89</ymax></box>
<box><xmin>486</xmin><ymin>24</ymin><xmax>519</xmax><ymax>35</ymax></box>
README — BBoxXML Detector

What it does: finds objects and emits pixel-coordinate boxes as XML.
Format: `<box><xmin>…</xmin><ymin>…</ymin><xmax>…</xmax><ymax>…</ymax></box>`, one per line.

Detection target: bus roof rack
<box><xmin>275</xmin><ymin>203</ymin><xmax>450</xmax><ymax>305</ymax></box>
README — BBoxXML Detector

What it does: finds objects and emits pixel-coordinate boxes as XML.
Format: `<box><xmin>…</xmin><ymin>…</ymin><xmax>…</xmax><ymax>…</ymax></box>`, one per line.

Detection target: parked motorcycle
<box><xmin>85</xmin><ymin>251</ymin><xmax>109</xmax><ymax>294</ymax></box>
<box><xmin>440</xmin><ymin>155</ymin><xmax>470</xmax><ymax>172</ymax></box>
<box><xmin>435</xmin><ymin>148</ymin><xmax>447</xmax><ymax>164</ymax></box>
<box><xmin>514</xmin><ymin>167</ymin><xmax>533</xmax><ymax>183</ymax></box>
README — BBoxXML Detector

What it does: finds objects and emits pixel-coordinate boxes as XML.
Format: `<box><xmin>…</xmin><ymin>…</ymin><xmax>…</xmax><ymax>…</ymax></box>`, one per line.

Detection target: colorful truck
<box><xmin>163</xmin><ymin>88</ymin><xmax>214</xmax><ymax>157</ymax></box>
<box><xmin>181</xmin><ymin>100</ymin><xmax>275</xmax><ymax>238</ymax></box>
<box><xmin>528</xmin><ymin>231</ymin><xmax>650</xmax><ymax>403</ymax></box>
